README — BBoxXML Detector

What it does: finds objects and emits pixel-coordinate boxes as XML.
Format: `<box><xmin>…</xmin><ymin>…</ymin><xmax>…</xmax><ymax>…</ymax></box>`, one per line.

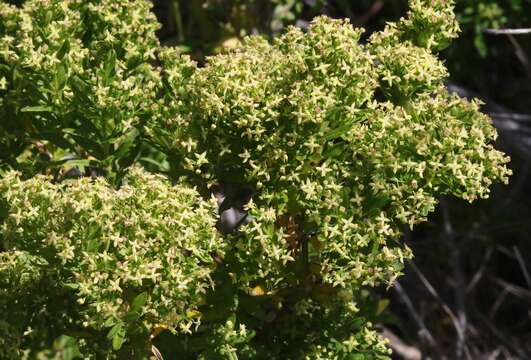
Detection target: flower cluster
<box><xmin>164</xmin><ymin>2</ymin><xmax>509</xmax><ymax>356</ymax></box>
<box><xmin>0</xmin><ymin>0</ymin><xmax>192</xmax><ymax>180</ymax></box>
<box><xmin>0</xmin><ymin>167</ymin><xmax>223</xmax><ymax>357</ymax></box>
<box><xmin>369</xmin><ymin>0</ymin><xmax>461</xmax><ymax>51</ymax></box>
<box><xmin>181</xmin><ymin>9</ymin><xmax>509</xmax><ymax>290</ymax></box>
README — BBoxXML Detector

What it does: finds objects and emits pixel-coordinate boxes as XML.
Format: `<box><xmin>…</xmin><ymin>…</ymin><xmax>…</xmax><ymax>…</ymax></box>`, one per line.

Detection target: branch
<box><xmin>381</xmin><ymin>327</ymin><xmax>422</xmax><ymax>360</ymax></box>
<box><xmin>440</xmin><ymin>199</ymin><xmax>467</xmax><ymax>359</ymax></box>
<box><xmin>392</xmin><ymin>281</ymin><xmax>439</xmax><ymax>350</ymax></box>
<box><xmin>407</xmin><ymin>260</ymin><xmax>466</xmax><ymax>351</ymax></box>
<box><xmin>483</xmin><ymin>28</ymin><xmax>531</xmax><ymax>35</ymax></box>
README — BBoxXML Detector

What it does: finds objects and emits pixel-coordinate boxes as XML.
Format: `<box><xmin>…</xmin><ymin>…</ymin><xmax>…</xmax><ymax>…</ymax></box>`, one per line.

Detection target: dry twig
<box><xmin>407</xmin><ymin>260</ymin><xmax>467</xmax><ymax>356</ymax></box>
<box><xmin>483</xmin><ymin>28</ymin><xmax>531</xmax><ymax>35</ymax></box>
<box><xmin>381</xmin><ymin>327</ymin><xmax>422</xmax><ymax>360</ymax></box>
<box><xmin>392</xmin><ymin>281</ymin><xmax>439</xmax><ymax>351</ymax></box>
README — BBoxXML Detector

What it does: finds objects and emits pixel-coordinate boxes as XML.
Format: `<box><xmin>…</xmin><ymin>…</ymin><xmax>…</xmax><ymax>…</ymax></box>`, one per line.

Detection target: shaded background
<box><xmin>150</xmin><ymin>1</ymin><xmax>531</xmax><ymax>359</ymax></box>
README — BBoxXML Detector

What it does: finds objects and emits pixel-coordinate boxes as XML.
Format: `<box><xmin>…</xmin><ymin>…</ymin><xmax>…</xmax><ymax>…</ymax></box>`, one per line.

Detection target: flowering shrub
<box><xmin>0</xmin><ymin>0</ymin><xmax>510</xmax><ymax>359</ymax></box>
<box><xmin>0</xmin><ymin>167</ymin><xmax>222</xmax><ymax>358</ymax></box>
<box><xmin>161</xmin><ymin>1</ymin><xmax>510</xmax><ymax>357</ymax></box>
<box><xmin>0</xmin><ymin>0</ymin><xmax>190</xmax><ymax>181</ymax></box>
<box><xmin>177</xmin><ymin>2</ymin><xmax>509</xmax><ymax>288</ymax></box>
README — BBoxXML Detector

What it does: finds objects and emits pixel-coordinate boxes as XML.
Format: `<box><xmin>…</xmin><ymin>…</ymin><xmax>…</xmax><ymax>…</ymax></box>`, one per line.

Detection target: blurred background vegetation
<box><xmin>150</xmin><ymin>0</ymin><xmax>531</xmax><ymax>358</ymax></box>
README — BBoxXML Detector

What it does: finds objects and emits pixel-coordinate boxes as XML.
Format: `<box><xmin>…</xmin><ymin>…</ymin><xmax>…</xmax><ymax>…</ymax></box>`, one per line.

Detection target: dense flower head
<box><xmin>369</xmin><ymin>0</ymin><xmax>461</xmax><ymax>51</ymax></box>
<box><xmin>177</xmin><ymin>6</ymin><xmax>510</xmax><ymax>289</ymax></box>
<box><xmin>0</xmin><ymin>167</ymin><xmax>223</xmax><ymax>357</ymax></box>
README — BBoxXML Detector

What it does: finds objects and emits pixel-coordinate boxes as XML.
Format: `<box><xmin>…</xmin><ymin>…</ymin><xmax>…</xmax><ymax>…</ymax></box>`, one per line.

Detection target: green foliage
<box><xmin>0</xmin><ymin>167</ymin><xmax>223</xmax><ymax>358</ymax></box>
<box><xmin>156</xmin><ymin>278</ymin><xmax>393</xmax><ymax>359</ymax></box>
<box><xmin>0</xmin><ymin>0</ymin><xmax>185</xmax><ymax>182</ymax></box>
<box><xmin>0</xmin><ymin>0</ymin><xmax>511</xmax><ymax>359</ymax></box>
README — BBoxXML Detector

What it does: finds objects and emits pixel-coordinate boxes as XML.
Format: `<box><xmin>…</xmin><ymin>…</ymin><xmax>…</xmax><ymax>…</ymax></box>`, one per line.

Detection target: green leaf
<box><xmin>323</xmin><ymin>143</ymin><xmax>345</xmax><ymax>159</ymax></box>
<box><xmin>107</xmin><ymin>322</ymin><xmax>126</xmax><ymax>350</ymax></box>
<box><xmin>103</xmin><ymin>317</ymin><xmax>116</xmax><ymax>328</ymax></box>
<box><xmin>122</xmin><ymin>311</ymin><xmax>140</xmax><ymax>323</ymax></box>
<box><xmin>63</xmin><ymin>159</ymin><xmax>93</xmax><ymax>168</ymax></box>
<box><xmin>107</xmin><ymin>322</ymin><xmax>123</xmax><ymax>340</ymax></box>
<box><xmin>130</xmin><ymin>292</ymin><xmax>148</xmax><ymax>314</ymax></box>
<box><xmin>63</xmin><ymin>283</ymin><xmax>79</xmax><ymax>290</ymax></box>
<box><xmin>86</xmin><ymin>237</ymin><xmax>100</xmax><ymax>253</ymax></box>
<box><xmin>347</xmin><ymin>354</ymin><xmax>365</xmax><ymax>360</ymax></box>
<box><xmin>70</xmin><ymin>75</ymin><xmax>88</xmax><ymax>94</ymax></box>
<box><xmin>54</xmin><ymin>63</ymin><xmax>68</xmax><ymax>90</ymax></box>
<box><xmin>324</xmin><ymin>122</ymin><xmax>353</xmax><ymax>141</ymax></box>
<box><xmin>53</xmin><ymin>335</ymin><xmax>81</xmax><ymax>360</ymax></box>
<box><xmin>112</xmin><ymin>332</ymin><xmax>126</xmax><ymax>351</ymax></box>
<box><xmin>21</xmin><ymin>105</ymin><xmax>53</xmax><ymax>113</ymax></box>
<box><xmin>56</xmin><ymin>39</ymin><xmax>70</xmax><ymax>60</ymax></box>
<box><xmin>113</xmin><ymin>129</ymin><xmax>140</xmax><ymax>169</ymax></box>
<box><xmin>139</xmin><ymin>157</ymin><xmax>170</xmax><ymax>172</ymax></box>
<box><xmin>104</xmin><ymin>50</ymin><xmax>117</xmax><ymax>84</ymax></box>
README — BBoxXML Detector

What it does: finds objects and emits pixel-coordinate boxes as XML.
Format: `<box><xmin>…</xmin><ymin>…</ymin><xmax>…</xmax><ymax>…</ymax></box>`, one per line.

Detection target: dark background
<box><xmin>150</xmin><ymin>1</ymin><xmax>531</xmax><ymax>358</ymax></box>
